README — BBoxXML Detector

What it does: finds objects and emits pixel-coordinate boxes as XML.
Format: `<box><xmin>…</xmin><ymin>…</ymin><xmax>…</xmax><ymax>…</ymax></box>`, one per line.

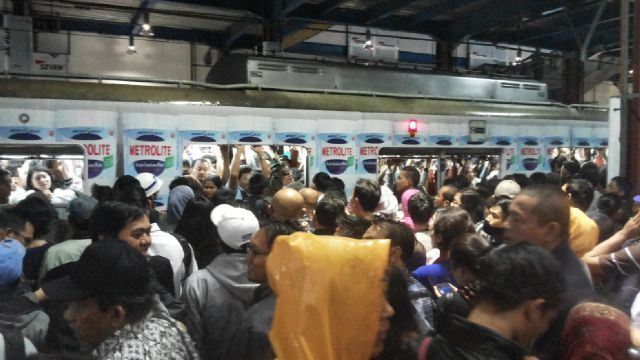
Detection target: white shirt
<box><xmin>148</xmin><ymin>223</ymin><xmax>191</xmax><ymax>298</ymax></box>
<box><xmin>10</xmin><ymin>188</ymin><xmax>76</xmax><ymax>205</ymax></box>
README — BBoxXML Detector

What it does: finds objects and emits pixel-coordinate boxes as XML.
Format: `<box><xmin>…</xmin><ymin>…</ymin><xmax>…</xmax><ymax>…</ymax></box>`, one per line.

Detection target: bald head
<box><xmin>299</xmin><ymin>188</ymin><xmax>320</xmax><ymax>212</ymax></box>
<box><xmin>271</xmin><ymin>188</ymin><xmax>305</xmax><ymax>221</ymax></box>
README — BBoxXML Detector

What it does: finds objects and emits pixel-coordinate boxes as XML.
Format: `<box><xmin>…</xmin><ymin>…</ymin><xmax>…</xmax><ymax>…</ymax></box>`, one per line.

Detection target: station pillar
<box><xmin>563</xmin><ymin>52</ymin><xmax>584</xmax><ymax>104</ymax></box>
<box><xmin>630</xmin><ymin>0</ymin><xmax>640</xmax><ymax>191</ymax></box>
<box><xmin>435</xmin><ymin>41</ymin><xmax>454</xmax><ymax>72</ymax></box>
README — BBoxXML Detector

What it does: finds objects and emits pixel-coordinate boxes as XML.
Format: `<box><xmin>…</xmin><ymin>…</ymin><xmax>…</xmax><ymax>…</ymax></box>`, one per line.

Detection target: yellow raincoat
<box><xmin>267</xmin><ymin>232</ymin><xmax>390</xmax><ymax>360</ymax></box>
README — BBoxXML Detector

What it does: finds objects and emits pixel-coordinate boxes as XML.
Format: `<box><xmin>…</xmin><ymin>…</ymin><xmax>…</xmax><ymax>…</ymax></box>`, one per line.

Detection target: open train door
<box><xmin>378</xmin><ymin>147</ymin><xmax>503</xmax><ymax>196</ymax></box>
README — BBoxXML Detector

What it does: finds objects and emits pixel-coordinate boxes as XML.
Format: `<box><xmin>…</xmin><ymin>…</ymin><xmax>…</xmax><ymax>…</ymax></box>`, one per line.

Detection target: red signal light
<box><xmin>408</xmin><ymin>119</ymin><xmax>418</xmax><ymax>137</ymax></box>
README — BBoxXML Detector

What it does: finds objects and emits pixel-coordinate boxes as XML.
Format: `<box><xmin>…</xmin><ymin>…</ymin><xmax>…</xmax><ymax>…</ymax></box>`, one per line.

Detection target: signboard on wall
<box><xmin>32</xmin><ymin>53</ymin><xmax>68</xmax><ymax>74</ymax></box>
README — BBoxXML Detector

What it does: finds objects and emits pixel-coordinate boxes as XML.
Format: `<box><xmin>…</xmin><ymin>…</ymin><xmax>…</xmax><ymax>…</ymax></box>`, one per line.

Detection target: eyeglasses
<box><xmin>247</xmin><ymin>244</ymin><xmax>269</xmax><ymax>257</ymax></box>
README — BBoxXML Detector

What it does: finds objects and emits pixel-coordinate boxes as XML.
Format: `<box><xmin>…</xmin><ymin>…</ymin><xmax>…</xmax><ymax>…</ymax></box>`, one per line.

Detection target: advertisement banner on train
<box><xmin>56</xmin><ymin>110</ymin><xmax>118</xmax><ymax>188</ymax></box>
<box><xmin>358</xmin><ymin>120</ymin><xmax>393</xmax><ymax>177</ymax></box>
<box><xmin>427</xmin><ymin>122</ymin><xmax>458</xmax><ymax>146</ymax></box>
<box><xmin>177</xmin><ymin>115</ymin><xmax>226</xmax><ymax>167</ymax></box>
<box><xmin>317</xmin><ymin>120</ymin><xmax>357</xmax><ymax>187</ymax></box>
<box><xmin>517</xmin><ymin>126</ymin><xmax>544</xmax><ymax>173</ymax></box>
<box><xmin>488</xmin><ymin>124</ymin><xmax>517</xmax><ymax>173</ymax></box>
<box><xmin>357</xmin><ymin>133</ymin><xmax>391</xmax><ymax>176</ymax></box>
<box><xmin>227</xmin><ymin>116</ymin><xmax>273</xmax><ymax>145</ymax></box>
<box><xmin>593</xmin><ymin>127</ymin><xmax>608</xmax><ymax>147</ymax></box>
<box><xmin>0</xmin><ymin>109</ymin><xmax>55</xmax><ymax>142</ymax></box>
<box><xmin>543</xmin><ymin>125</ymin><xmax>570</xmax><ymax>172</ymax></box>
<box><xmin>122</xmin><ymin>113</ymin><xmax>177</xmax><ymax>208</ymax></box>
<box><xmin>571</xmin><ymin>126</ymin><xmax>594</xmax><ymax>148</ymax></box>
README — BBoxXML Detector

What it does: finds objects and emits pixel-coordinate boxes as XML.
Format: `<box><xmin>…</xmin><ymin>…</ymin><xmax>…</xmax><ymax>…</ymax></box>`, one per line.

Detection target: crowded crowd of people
<box><xmin>2</xmin><ymin>146</ymin><xmax>640</xmax><ymax>360</ymax></box>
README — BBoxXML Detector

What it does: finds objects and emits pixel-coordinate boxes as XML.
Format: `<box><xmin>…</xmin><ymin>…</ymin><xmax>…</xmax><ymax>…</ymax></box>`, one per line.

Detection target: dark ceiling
<box><xmin>19</xmin><ymin>0</ymin><xmax>629</xmax><ymax>57</ymax></box>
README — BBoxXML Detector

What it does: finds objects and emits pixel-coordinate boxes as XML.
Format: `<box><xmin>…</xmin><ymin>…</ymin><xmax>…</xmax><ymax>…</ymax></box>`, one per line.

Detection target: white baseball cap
<box><xmin>494</xmin><ymin>180</ymin><xmax>521</xmax><ymax>199</ymax></box>
<box><xmin>211</xmin><ymin>204</ymin><xmax>259</xmax><ymax>250</ymax></box>
<box><xmin>135</xmin><ymin>172</ymin><xmax>163</xmax><ymax>197</ymax></box>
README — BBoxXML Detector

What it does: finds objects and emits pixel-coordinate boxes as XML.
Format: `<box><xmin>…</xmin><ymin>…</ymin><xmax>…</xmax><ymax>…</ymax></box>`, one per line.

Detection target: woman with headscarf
<box><xmin>560</xmin><ymin>302</ymin><xmax>632</xmax><ymax>360</ymax></box>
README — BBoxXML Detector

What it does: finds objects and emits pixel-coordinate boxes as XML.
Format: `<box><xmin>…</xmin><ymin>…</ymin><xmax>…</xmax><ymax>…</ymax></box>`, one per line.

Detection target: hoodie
<box><xmin>182</xmin><ymin>253</ymin><xmax>258</xmax><ymax>360</ymax></box>
<box><xmin>0</xmin><ymin>288</ymin><xmax>49</xmax><ymax>350</ymax></box>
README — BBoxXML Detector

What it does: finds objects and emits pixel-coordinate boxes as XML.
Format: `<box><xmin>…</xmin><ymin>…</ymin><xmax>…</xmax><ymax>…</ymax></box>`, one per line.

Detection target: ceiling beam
<box><xmin>280</xmin><ymin>0</ymin><xmax>307</xmax><ymax>17</ymax></box>
<box><xmin>449</xmin><ymin>0</ymin><xmax>560</xmax><ymax>43</ymax></box>
<box><xmin>403</xmin><ymin>0</ymin><xmax>474</xmax><ymax>28</ymax></box>
<box><xmin>282</xmin><ymin>22</ymin><xmax>332</xmax><ymax>49</ymax></box>
<box><xmin>363</xmin><ymin>0</ymin><xmax>421</xmax><ymax>25</ymax></box>
<box><xmin>224</xmin><ymin>21</ymin><xmax>258</xmax><ymax>50</ymax></box>
<box><xmin>316</xmin><ymin>0</ymin><xmax>351</xmax><ymax>16</ymax></box>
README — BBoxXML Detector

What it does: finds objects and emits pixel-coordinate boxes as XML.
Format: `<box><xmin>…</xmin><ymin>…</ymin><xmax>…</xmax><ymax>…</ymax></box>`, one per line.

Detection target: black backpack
<box><xmin>1</xmin><ymin>324</ymin><xmax>26</xmax><ymax>360</ymax></box>
<box><xmin>173</xmin><ymin>232</ymin><xmax>194</xmax><ymax>282</ymax></box>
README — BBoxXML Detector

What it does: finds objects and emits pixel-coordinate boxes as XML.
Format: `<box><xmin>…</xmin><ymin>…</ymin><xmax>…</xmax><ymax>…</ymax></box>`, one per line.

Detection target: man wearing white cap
<box><xmin>135</xmin><ymin>172</ymin><xmax>194</xmax><ymax>298</ymax></box>
<box><xmin>182</xmin><ymin>204</ymin><xmax>260</xmax><ymax>360</ymax></box>
<box><xmin>494</xmin><ymin>179</ymin><xmax>521</xmax><ymax>199</ymax></box>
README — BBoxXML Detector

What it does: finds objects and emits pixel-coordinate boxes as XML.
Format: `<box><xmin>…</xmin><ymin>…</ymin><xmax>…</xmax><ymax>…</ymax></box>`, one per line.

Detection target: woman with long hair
<box><xmin>174</xmin><ymin>196</ymin><xmax>221</xmax><ymax>268</ymax></box>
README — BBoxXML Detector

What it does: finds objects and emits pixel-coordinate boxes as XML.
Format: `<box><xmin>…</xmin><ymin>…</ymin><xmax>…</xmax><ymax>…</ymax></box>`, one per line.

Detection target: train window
<box><xmin>182</xmin><ymin>144</ymin><xmax>310</xmax><ymax>185</ymax></box>
<box><xmin>0</xmin><ymin>143</ymin><xmax>87</xmax><ymax>218</ymax></box>
<box><xmin>547</xmin><ymin>147</ymin><xmax>608</xmax><ymax>172</ymax></box>
<box><xmin>377</xmin><ymin>147</ymin><xmax>502</xmax><ymax>196</ymax></box>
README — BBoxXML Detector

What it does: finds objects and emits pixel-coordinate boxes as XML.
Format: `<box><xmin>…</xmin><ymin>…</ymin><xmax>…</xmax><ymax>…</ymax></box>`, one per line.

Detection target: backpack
<box><xmin>0</xmin><ymin>324</ymin><xmax>26</xmax><ymax>360</ymax></box>
<box><xmin>172</xmin><ymin>232</ymin><xmax>194</xmax><ymax>282</ymax></box>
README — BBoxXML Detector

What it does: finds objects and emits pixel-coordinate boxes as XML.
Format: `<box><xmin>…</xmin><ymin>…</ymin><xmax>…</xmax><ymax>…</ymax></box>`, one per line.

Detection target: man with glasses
<box><xmin>225</xmin><ymin>221</ymin><xmax>296</xmax><ymax>360</ymax></box>
<box><xmin>183</xmin><ymin>205</ymin><xmax>259</xmax><ymax>360</ymax></box>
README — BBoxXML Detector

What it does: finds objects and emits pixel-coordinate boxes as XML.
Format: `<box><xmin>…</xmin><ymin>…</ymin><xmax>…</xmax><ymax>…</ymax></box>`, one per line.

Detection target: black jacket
<box><xmin>421</xmin><ymin>314</ymin><xmax>527</xmax><ymax>360</ymax></box>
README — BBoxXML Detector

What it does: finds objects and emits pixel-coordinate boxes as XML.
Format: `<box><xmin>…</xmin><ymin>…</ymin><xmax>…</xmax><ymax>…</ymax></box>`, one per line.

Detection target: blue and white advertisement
<box><xmin>517</xmin><ymin>126</ymin><xmax>544</xmax><ymax>173</ymax></box>
<box><xmin>122</xmin><ymin>113</ymin><xmax>177</xmax><ymax>208</ymax></box>
<box><xmin>358</xmin><ymin>119</ymin><xmax>393</xmax><ymax>177</ymax></box>
<box><xmin>56</xmin><ymin>110</ymin><xmax>118</xmax><ymax>188</ymax></box>
<box><xmin>227</xmin><ymin>115</ymin><xmax>272</xmax><ymax>144</ymax></box>
<box><xmin>0</xmin><ymin>109</ymin><xmax>55</xmax><ymax>142</ymax></box>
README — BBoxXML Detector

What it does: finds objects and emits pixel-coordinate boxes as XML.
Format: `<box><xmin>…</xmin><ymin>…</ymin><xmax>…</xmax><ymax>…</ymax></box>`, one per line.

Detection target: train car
<box><xmin>0</xmin><ymin>55</ymin><xmax>609</xmax><ymax>205</ymax></box>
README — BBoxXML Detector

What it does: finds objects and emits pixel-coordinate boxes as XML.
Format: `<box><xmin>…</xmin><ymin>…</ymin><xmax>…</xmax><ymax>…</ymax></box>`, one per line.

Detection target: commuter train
<box><xmin>0</xmin><ymin>55</ymin><xmax>612</xmax><ymax>206</ymax></box>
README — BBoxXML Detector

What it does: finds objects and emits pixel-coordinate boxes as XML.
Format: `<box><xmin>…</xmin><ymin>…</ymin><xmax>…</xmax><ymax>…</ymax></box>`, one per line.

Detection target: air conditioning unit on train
<box><xmin>206</xmin><ymin>55</ymin><xmax>548</xmax><ymax>103</ymax></box>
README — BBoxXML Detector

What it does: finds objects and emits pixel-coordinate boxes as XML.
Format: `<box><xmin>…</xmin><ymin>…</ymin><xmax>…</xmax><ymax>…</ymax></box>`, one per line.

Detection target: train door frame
<box><xmin>378</xmin><ymin>147</ymin><xmax>503</xmax><ymax>190</ymax></box>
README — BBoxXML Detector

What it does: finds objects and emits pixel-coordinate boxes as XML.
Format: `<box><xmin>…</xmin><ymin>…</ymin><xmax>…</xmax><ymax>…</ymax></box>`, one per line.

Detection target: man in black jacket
<box><xmin>419</xmin><ymin>243</ymin><xmax>565</xmax><ymax>360</ymax></box>
<box><xmin>504</xmin><ymin>184</ymin><xmax>594</xmax><ymax>359</ymax></box>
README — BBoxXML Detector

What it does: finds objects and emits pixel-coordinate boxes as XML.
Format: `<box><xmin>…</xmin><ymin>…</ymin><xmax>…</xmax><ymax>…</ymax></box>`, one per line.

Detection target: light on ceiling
<box><xmin>514</xmin><ymin>47</ymin><xmax>523</xmax><ymax>64</ymax></box>
<box><xmin>364</xmin><ymin>28</ymin><xmax>373</xmax><ymax>50</ymax></box>
<box><xmin>127</xmin><ymin>34</ymin><xmax>137</xmax><ymax>55</ymax></box>
<box><xmin>140</xmin><ymin>11</ymin><xmax>154</xmax><ymax>36</ymax></box>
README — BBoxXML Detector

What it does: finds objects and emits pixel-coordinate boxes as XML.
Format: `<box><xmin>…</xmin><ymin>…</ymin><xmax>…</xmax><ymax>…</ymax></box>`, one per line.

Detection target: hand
<box><xmin>234</xmin><ymin>144</ymin><xmax>245</xmax><ymax>153</ymax></box>
<box><xmin>219</xmin><ymin>144</ymin><xmax>229</xmax><ymax>154</ymax></box>
<box><xmin>622</xmin><ymin>212</ymin><xmax>640</xmax><ymax>240</ymax></box>
<box><xmin>42</xmin><ymin>189</ymin><xmax>53</xmax><ymax>200</ymax></box>
<box><xmin>252</xmin><ymin>145</ymin><xmax>265</xmax><ymax>155</ymax></box>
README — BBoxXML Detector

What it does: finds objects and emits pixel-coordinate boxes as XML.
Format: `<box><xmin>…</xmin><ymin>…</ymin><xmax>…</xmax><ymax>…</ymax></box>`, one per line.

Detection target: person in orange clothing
<box><xmin>267</xmin><ymin>232</ymin><xmax>396</xmax><ymax>360</ymax></box>
<box><xmin>563</xmin><ymin>179</ymin><xmax>599</xmax><ymax>257</ymax></box>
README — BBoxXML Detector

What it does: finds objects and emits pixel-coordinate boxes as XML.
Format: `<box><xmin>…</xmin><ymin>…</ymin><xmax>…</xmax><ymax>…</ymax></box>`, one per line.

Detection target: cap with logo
<box><xmin>210</xmin><ymin>204</ymin><xmax>259</xmax><ymax>250</ymax></box>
